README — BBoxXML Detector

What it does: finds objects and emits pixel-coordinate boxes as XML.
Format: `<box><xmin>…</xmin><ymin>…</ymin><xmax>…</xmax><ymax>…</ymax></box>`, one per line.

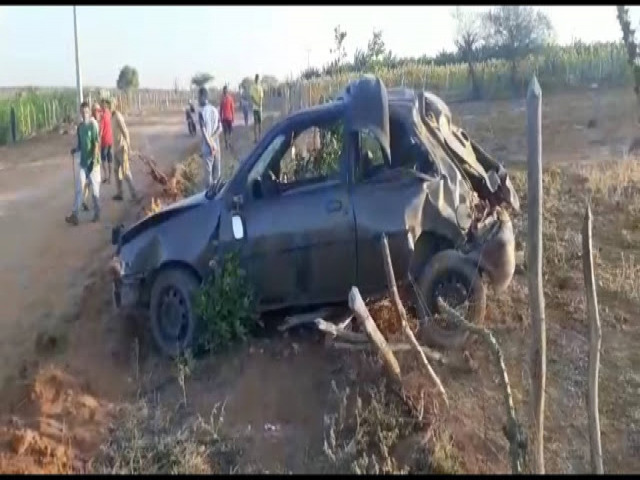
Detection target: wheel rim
<box><xmin>157</xmin><ymin>286</ymin><xmax>190</xmax><ymax>345</ymax></box>
<box><xmin>432</xmin><ymin>273</ymin><xmax>472</xmax><ymax>331</ymax></box>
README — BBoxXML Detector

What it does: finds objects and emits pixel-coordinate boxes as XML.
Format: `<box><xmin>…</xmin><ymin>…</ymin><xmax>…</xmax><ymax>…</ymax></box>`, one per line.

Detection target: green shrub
<box><xmin>192</xmin><ymin>251</ymin><xmax>258</xmax><ymax>354</ymax></box>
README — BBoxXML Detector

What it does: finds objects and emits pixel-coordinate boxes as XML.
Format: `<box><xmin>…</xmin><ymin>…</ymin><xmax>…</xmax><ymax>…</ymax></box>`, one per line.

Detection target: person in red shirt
<box><xmin>219</xmin><ymin>86</ymin><xmax>235</xmax><ymax>150</ymax></box>
<box><xmin>100</xmin><ymin>98</ymin><xmax>114</xmax><ymax>184</ymax></box>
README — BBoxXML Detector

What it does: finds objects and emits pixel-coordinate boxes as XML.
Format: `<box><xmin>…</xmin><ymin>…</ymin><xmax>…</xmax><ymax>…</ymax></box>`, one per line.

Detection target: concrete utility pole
<box><xmin>73</xmin><ymin>6</ymin><xmax>83</xmax><ymax>113</ymax></box>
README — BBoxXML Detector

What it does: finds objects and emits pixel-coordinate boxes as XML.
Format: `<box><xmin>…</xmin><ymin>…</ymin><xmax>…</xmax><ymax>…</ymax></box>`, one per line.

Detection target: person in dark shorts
<box><xmin>219</xmin><ymin>86</ymin><xmax>235</xmax><ymax>150</ymax></box>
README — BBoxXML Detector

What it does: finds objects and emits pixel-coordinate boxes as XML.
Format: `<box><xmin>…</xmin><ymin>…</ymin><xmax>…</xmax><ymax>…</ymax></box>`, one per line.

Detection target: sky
<box><xmin>0</xmin><ymin>5</ymin><xmax>635</xmax><ymax>90</ymax></box>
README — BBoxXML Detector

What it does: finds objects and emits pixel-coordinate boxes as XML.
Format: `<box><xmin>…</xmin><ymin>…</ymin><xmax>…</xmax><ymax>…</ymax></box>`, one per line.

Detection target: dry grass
<box><xmin>92</xmin><ymin>399</ymin><xmax>241</xmax><ymax>474</ymax></box>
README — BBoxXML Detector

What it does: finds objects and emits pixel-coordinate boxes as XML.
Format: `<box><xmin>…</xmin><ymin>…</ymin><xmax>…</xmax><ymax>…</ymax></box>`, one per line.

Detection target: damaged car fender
<box><xmin>113</xmin><ymin>193</ymin><xmax>224</xmax><ymax>309</ymax></box>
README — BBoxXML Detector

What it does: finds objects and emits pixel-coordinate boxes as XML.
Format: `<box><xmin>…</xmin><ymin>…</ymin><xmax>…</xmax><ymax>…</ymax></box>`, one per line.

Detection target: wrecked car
<box><xmin>111</xmin><ymin>75</ymin><xmax>518</xmax><ymax>357</ymax></box>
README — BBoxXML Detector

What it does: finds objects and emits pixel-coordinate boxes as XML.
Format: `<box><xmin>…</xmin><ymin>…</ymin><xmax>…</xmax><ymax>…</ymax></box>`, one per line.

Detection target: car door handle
<box><xmin>326</xmin><ymin>199</ymin><xmax>342</xmax><ymax>213</ymax></box>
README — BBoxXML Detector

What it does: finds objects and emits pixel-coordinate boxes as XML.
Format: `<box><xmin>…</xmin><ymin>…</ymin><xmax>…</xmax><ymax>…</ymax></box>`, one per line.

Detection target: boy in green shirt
<box><xmin>65</xmin><ymin>101</ymin><xmax>101</xmax><ymax>225</ymax></box>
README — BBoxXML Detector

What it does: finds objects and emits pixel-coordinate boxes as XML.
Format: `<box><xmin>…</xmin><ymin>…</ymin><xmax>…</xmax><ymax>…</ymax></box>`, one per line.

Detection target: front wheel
<box><xmin>149</xmin><ymin>268</ymin><xmax>201</xmax><ymax>357</ymax></box>
<box><xmin>414</xmin><ymin>250</ymin><xmax>486</xmax><ymax>350</ymax></box>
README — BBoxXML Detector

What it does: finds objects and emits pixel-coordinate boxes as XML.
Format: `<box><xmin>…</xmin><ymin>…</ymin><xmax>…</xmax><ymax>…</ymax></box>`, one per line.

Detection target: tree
<box><xmin>116</xmin><ymin>65</ymin><xmax>139</xmax><ymax>91</ymax></box>
<box><xmin>453</xmin><ymin>7</ymin><xmax>483</xmax><ymax>99</ymax></box>
<box><xmin>191</xmin><ymin>72</ymin><xmax>214</xmax><ymax>89</ymax></box>
<box><xmin>616</xmin><ymin>5</ymin><xmax>640</xmax><ymax>112</ymax></box>
<box><xmin>483</xmin><ymin>6</ymin><xmax>553</xmax><ymax>89</ymax></box>
<box><xmin>301</xmin><ymin>67</ymin><xmax>321</xmax><ymax>80</ymax></box>
<box><xmin>366</xmin><ymin>29</ymin><xmax>386</xmax><ymax>63</ymax></box>
<box><xmin>239</xmin><ymin>76</ymin><xmax>253</xmax><ymax>93</ymax></box>
<box><xmin>329</xmin><ymin>25</ymin><xmax>348</xmax><ymax>73</ymax></box>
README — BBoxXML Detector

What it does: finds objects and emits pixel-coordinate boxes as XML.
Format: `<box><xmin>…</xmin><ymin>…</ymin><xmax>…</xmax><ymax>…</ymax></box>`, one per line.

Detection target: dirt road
<box><xmin>0</xmin><ymin>113</ymin><xmax>198</xmax><ymax>387</ymax></box>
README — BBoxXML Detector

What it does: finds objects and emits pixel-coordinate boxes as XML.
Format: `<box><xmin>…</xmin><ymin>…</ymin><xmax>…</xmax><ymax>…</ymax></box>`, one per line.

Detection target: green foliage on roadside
<box><xmin>192</xmin><ymin>251</ymin><xmax>258</xmax><ymax>354</ymax></box>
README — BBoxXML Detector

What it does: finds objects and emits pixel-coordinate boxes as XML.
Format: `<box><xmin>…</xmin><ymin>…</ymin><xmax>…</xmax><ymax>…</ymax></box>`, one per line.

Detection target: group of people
<box><xmin>65</xmin><ymin>97</ymin><xmax>139</xmax><ymax>226</ymax></box>
<box><xmin>196</xmin><ymin>73</ymin><xmax>265</xmax><ymax>191</ymax></box>
<box><xmin>65</xmin><ymin>72</ymin><xmax>266</xmax><ymax>225</ymax></box>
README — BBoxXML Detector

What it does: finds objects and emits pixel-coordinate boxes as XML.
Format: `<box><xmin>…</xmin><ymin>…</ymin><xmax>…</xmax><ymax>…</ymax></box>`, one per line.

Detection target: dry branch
<box><xmin>348</xmin><ymin>287</ymin><xmax>402</xmax><ymax>385</ymax></box>
<box><xmin>380</xmin><ymin>234</ymin><xmax>448</xmax><ymax>407</ymax></box>
<box><xmin>527</xmin><ymin>75</ymin><xmax>547</xmax><ymax>474</ymax></box>
<box><xmin>133</xmin><ymin>150</ymin><xmax>169</xmax><ymax>185</ymax></box>
<box><xmin>582</xmin><ymin>202</ymin><xmax>604</xmax><ymax>474</ymax></box>
<box><xmin>437</xmin><ymin>298</ymin><xmax>526</xmax><ymax>474</ymax></box>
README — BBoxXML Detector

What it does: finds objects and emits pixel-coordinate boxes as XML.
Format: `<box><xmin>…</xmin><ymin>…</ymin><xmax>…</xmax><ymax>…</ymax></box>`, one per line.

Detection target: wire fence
<box><xmin>0</xmin><ymin>89</ymin><xmax>195</xmax><ymax>146</ymax></box>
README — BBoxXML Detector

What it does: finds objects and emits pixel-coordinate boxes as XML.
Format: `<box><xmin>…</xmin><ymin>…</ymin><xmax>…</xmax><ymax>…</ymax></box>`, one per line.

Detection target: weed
<box><xmin>174</xmin><ymin>351</ymin><xmax>195</xmax><ymax>407</ymax></box>
<box><xmin>321</xmin><ymin>378</ymin><xmax>461</xmax><ymax>474</ymax></box>
<box><xmin>93</xmin><ymin>400</ymin><xmax>240</xmax><ymax>474</ymax></box>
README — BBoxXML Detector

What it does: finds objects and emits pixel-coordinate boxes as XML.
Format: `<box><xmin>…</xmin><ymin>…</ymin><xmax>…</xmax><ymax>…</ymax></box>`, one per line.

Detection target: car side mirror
<box><xmin>232</xmin><ymin>215</ymin><xmax>244</xmax><ymax>240</ymax></box>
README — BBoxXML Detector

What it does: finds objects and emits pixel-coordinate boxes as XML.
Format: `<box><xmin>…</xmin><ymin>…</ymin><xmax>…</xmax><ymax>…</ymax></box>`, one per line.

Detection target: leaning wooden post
<box><xmin>582</xmin><ymin>202</ymin><xmax>604</xmax><ymax>474</ymax></box>
<box><xmin>348</xmin><ymin>286</ymin><xmax>402</xmax><ymax>386</ymax></box>
<box><xmin>526</xmin><ymin>75</ymin><xmax>546</xmax><ymax>474</ymax></box>
<box><xmin>380</xmin><ymin>234</ymin><xmax>448</xmax><ymax>407</ymax></box>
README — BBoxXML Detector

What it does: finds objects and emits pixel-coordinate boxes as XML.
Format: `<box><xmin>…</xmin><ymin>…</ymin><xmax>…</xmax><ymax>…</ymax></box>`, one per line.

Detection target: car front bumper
<box><xmin>110</xmin><ymin>256</ymin><xmax>144</xmax><ymax>311</ymax></box>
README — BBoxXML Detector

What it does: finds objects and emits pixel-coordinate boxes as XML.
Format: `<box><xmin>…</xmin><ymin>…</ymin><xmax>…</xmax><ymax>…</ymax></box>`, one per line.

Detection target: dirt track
<box><xmin>0</xmin><ymin>113</ymin><xmax>197</xmax><ymax>388</ymax></box>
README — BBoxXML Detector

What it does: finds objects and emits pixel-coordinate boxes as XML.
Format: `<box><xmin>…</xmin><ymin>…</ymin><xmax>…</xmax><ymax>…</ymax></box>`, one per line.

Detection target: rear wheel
<box><xmin>149</xmin><ymin>268</ymin><xmax>201</xmax><ymax>357</ymax></box>
<box><xmin>415</xmin><ymin>250</ymin><xmax>486</xmax><ymax>350</ymax></box>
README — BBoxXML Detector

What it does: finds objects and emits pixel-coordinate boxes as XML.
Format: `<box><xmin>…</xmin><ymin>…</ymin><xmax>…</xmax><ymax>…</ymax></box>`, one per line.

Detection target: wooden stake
<box><xmin>527</xmin><ymin>75</ymin><xmax>546</xmax><ymax>474</ymax></box>
<box><xmin>380</xmin><ymin>234</ymin><xmax>448</xmax><ymax>407</ymax></box>
<box><xmin>582</xmin><ymin>202</ymin><xmax>604</xmax><ymax>474</ymax></box>
<box><xmin>348</xmin><ymin>286</ymin><xmax>402</xmax><ymax>386</ymax></box>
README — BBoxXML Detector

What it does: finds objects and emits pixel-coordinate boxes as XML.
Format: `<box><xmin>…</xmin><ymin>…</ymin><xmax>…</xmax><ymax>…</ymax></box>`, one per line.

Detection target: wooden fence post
<box><xmin>526</xmin><ymin>74</ymin><xmax>547</xmax><ymax>474</ymax></box>
<box><xmin>582</xmin><ymin>203</ymin><xmax>604</xmax><ymax>474</ymax></box>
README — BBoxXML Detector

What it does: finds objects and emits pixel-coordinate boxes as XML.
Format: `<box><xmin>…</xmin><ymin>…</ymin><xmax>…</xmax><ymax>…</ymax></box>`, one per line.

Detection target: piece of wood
<box><xmin>380</xmin><ymin>234</ymin><xmax>448</xmax><ymax>407</ymax></box>
<box><xmin>314</xmin><ymin>318</ymin><xmax>369</xmax><ymax>343</ymax></box>
<box><xmin>582</xmin><ymin>203</ymin><xmax>604</xmax><ymax>474</ymax></box>
<box><xmin>348</xmin><ymin>286</ymin><xmax>402</xmax><ymax>385</ymax></box>
<box><xmin>437</xmin><ymin>298</ymin><xmax>526</xmax><ymax>474</ymax></box>
<box><xmin>279</xmin><ymin>308</ymin><xmax>332</xmax><ymax>331</ymax></box>
<box><xmin>527</xmin><ymin>75</ymin><xmax>547</xmax><ymax>474</ymax></box>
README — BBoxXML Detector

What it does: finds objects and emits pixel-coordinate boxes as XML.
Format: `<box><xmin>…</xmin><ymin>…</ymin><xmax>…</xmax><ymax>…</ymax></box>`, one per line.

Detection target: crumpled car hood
<box><xmin>120</xmin><ymin>191</ymin><xmax>208</xmax><ymax>247</ymax></box>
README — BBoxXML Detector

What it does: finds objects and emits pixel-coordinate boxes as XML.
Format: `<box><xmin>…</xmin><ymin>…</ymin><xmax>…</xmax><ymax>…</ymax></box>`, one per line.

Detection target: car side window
<box><xmin>357</xmin><ymin>129</ymin><xmax>389</xmax><ymax>182</ymax></box>
<box><xmin>247</xmin><ymin>133</ymin><xmax>287</xmax><ymax>184</ymax></box>
<box><xmin>278</xmin><ymin>120</ymin><xmax>344</xmax><ymax>186</ymax></box>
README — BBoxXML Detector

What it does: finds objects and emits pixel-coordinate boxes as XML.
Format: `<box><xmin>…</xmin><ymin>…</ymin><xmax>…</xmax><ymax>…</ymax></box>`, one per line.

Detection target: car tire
<box><xmin>415</xmin><ymin>249</ymin><xmax>486</xmax><ymax>350</ymax></box>
<box><xmin>149</xmin><ymin>268</ymin><xmax>201</xmax><ymax>358</ymax></box>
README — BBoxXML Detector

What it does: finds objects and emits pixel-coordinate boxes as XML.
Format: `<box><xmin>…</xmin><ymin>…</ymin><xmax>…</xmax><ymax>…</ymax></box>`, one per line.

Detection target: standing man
<box><xmin>219</xmin><ymin>85</ymin><xmax>235</xmax><ymax>150</ymax></box>
<box><xmin>65</xmin><ymin>101</ymin><xmax>101</xmax><ymax>226</ymax></box>
<box><xmin>100</xmin><ymin>97</ymin><xmax>114</xmax><ymax>184</ymax></box>
<box><xmin>250</xmin><ymin>73</ymin><xmax>264</xmax><ymax>143</ymax></box>
<box><xmin>82</xmin><ymin>102</ymin><xmax>103</xmax><ymax>211</ymax></box>
<box><xmin>110</xmin><ymin>98</ymin><xmax>139</xmax><ymax>203</ymax></box>
<box><xmin>198</xmin><ymin>86</ymin><xmax>222</xmax><ymax>191</ymax></box>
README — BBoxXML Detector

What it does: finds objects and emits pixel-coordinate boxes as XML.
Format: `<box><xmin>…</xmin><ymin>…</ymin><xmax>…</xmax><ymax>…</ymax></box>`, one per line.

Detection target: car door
<box><xmin>240</xmin><ymin>116</ymin><xmax>357</xmax><ymax>309</ymax></box>
<box><xmin>349</xmin><ymin>128</ymin><xmax>418</xmax><ymax>296</ymax></box>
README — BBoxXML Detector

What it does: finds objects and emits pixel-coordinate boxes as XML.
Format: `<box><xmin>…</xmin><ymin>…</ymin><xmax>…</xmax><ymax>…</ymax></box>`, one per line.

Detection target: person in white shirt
<box><xmin>197</xmin><ymin>86</ymin><xmax>222</xmax><ymax>191</ymax></box>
